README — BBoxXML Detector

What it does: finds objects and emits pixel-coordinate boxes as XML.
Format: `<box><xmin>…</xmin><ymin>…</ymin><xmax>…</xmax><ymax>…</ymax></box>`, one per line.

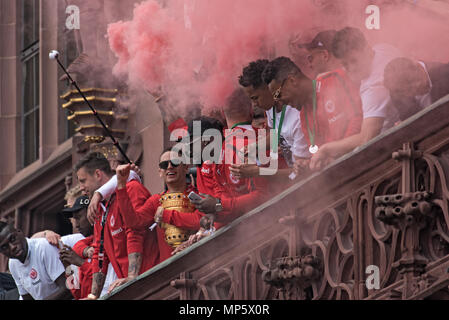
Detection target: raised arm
<box><xmin>116</xmin><ymin>165</ymin><xmax>160</xmax><ymax>228</ymax></box>
<box><xmin>87</xmin><ymin>170</ymin><xmax>141</xmax><ymax>224</ymax></box>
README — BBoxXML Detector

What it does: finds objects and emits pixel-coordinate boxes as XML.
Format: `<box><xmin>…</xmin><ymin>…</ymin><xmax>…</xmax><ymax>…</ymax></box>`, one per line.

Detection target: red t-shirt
<box><xmin>92</xmin><ymin>180</ymin><xmax>158</xmax><ymax>278</ymax></box>
<box><xmin>212</xmin><ymin>125</ymin><xmax>270</xmax><ymax>224</ymax></box>
<box><xmin>70</xmin><ymin>236</ymin><xmax>94</xmax><ymax>300</ymax></box>
<box><xmin>300</xmin><ymin>68</ymin><xmax>363</xmax><ymax>147</ymax></box>
<box><xmin>196</xmin><ymin>162</ymin><xmax>216</xmax><ymax>197</ymax></box>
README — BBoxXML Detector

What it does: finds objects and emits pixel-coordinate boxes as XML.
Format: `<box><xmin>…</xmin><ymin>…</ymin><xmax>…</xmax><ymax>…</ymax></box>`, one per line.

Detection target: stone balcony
<box><xmin>104</xmin><ymin>94</ymin><xmax>449</xmax><ymax>300</ymax></box>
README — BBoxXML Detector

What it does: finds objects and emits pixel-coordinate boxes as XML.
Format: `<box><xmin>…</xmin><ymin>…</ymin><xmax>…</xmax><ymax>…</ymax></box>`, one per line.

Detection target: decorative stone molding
<box><xmin>375</xmin><ymin>191</ymin><xmax>433</xmax><ymax>229</ymax></box>
<box><xmin>263</xmin><ymin>248</ymin><xmax>323</xmax><ymax>300</ymax></box>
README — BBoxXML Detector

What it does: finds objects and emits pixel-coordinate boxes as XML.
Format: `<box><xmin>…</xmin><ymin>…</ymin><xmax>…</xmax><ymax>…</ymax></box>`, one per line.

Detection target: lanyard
<box><xmin>231</xmin><ymin>121</ymin><xmax>252</xmax><ymax>130</ymax></box>
<box><xmin>272</xmin><ymin>105</ymin><xmax>287</xmax><ymax>143</ymax></box>
<box><xmin>99</xmin><ymin>194</ymin><xmax>116</xmax><ymax>271</ymax></box>
<box><xmin>272</xmin><ymin>105</ymin><xmax>286</xmax><ymax>153</ymax></box>
<box><xmin>304</xmin><ymin>80</ymin><xmax>317</xmax><ymax>148</ymax></box>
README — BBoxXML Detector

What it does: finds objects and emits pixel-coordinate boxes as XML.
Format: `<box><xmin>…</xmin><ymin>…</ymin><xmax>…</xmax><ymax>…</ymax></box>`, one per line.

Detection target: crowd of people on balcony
<box><xmin>1</xmin><ymin>26</ymin><xmax>448</xmax><ymax>300</ymax></box>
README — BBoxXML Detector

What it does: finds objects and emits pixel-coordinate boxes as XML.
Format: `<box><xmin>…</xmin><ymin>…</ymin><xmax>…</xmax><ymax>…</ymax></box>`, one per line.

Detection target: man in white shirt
<box><xmin>233</xmin><ymin>59</ymin><xmax>310</xmax><ymax>182</ymax></box>
<box><xmin>328</xmin><ymin>27</ymin><xmax>402</xmax><ymax>152</ymax></box>
<box><xmin>0</xmin><ymin>221</ymin><xmax>73</xmax><ymax>300</ymax></box>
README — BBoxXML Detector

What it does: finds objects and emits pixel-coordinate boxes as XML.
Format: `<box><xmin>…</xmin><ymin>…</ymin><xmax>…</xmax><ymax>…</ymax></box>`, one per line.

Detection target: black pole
<box><xmin>53</xmin><ymin>53</ymin><xmax>132</xmax><ymax>164</ymax></box>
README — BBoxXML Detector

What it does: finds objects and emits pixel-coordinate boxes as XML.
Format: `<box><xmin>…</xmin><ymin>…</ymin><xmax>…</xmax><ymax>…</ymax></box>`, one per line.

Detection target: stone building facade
<box><xmin>0</xmin><ymin>0</ymin><xmax>168</xmax><ymax>272</ymax></box>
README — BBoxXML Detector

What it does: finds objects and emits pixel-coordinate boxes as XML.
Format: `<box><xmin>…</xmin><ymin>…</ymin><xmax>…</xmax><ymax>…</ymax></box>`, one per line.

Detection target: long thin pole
<box><xmin>50</xmin><ymin>51</ymin><xmax>131</xmax><ymax>164</ymax></box>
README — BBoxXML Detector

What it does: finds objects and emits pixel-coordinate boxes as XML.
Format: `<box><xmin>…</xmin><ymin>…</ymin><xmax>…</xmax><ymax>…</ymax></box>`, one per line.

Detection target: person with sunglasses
<box><xmin>115</xmin><ymin>148</ymin><xmax>206</xmax><ymax>263</ymax></box>
<box><xmin>297</xmin><ymin>30</ymin><xmax>342</xmax><ymax>80</ymax></box>
<box><xmin>262</xmin><ymin>56</ymin><xmax>363</xmax><ymax>172</ymax></box>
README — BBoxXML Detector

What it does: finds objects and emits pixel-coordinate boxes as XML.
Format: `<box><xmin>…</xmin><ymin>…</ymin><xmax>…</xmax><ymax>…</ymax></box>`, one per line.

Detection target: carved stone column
<box><xmin>262</xmin><ymin>248</ymin><xmax>323</xmax><ymax>300</ymax></box>
<box><xmin>375</xmin><ymin>143</ymin><xmax>436</xmax><ymax>299</ymax></box>
<box><xmin>376</xmin><ymin>191</ymin><xmax>433</xmax><ymax>274</ymax></box>
<box><xmin>170</xmin><ymin>272</ymin><xmax>197</xmax><ymax>300</ymax></box>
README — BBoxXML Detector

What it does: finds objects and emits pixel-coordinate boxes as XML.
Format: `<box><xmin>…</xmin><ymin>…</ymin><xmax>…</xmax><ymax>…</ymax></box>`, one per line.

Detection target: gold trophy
<box><xmin>159</xmin><ymin>193</ymin><xmax>196</xmax><ymax>248</ymax></box>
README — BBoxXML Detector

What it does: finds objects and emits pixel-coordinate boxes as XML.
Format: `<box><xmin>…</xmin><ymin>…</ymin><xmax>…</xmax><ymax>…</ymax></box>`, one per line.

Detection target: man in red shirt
<box><xmin>186</xmin><ymin>116</ymin><xmax>224</xmax><ymax>199</ymax></box>
<box><xmin>262</xmin><ymin>57</ymin><xmax>363</xmax><ymax>171</ymax></box>
<box><xmin>298</xmin><ymin>30</ymin><xmax>364</xmax><ymax>170</ymax></box>
<box><xmin>298</xmin><ymin>30</ymin><xmax>343</xmax><ymax>80</ymax></box>
<box><xmin>191</xmin><ymin>89</ymin><xmax>270</xmax><ymax>225</ymax></box>
<box><xmin>59</xmin><ymin>196</ymin><xmax>94</xmax><ymax>300</ymax></box>
<box><xmin>75</xmin><ymin>152</ymin><xmax>158</xmax><ymax>300</ymax></box>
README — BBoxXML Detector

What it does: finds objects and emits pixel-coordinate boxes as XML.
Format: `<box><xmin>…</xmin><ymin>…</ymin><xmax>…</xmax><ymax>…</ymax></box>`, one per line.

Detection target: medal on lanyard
<box><xmin>305</xmin><ymin>80</ymin><xmax>319</xmax><ymax>154</ymax></box>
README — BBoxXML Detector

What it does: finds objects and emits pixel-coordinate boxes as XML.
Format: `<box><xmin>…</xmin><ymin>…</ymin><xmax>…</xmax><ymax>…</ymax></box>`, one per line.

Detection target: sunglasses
<box><xmin>273</xmin><ymin>78</ymin><xmax>287</xmax><ymax>101</ymax></box>
<box><xmin>159</xmin><ymin>160</ymin><xmax>181</xmax><ymax>170</ymax></box>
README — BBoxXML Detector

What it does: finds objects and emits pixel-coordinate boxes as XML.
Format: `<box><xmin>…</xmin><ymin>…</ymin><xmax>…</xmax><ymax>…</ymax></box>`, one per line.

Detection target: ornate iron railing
<box><xmin>105</xmin><ymin>94</ymin><xmax>449</xmax><ymax>300</ymax></box>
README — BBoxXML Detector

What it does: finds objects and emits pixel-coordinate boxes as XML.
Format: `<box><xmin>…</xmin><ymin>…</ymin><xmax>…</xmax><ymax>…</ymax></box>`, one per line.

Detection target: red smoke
<box><xmin>107</xmin><ymin>0</ymin><xmax>449</xmax><ymax>113</ymax></box>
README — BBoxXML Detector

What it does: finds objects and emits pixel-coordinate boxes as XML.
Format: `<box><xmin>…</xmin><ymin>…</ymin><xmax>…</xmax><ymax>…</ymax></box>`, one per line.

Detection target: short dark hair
<box><xmin>187</xmin><ymin>116</ymin><xmax>224</xmax><ymax>137</ymax></box>
<box><xmin>332</xmin><ymin>27</ymin><xmax>368</xmax><ymax>59</ymax></box>
<box><xmin>160</xmin><ymin>147</ymin><xmax>175</xmax><ymax>161</ymax></box>
<box><xmin>74</xmin><ymin>152</ymin><xmax>113</xmax><ymax>176</ymax></box>
<box><xmin>223</xmin><ymin>88</ymin><xmax>252</xmax><ymax>118</ymax></box>
<box><xmin>239</xmin><ymin>59</ymin><xmax>270</xmax><ymax>89</ymax></box>
<box><xmin>262</xmin><ymin>57</ymin><xmax>305</xmax><ymax>85</ymax></box>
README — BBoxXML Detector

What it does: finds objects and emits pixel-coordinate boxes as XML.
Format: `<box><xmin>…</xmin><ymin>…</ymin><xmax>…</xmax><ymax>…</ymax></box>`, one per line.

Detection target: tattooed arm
<box><xmin>127</xmin><ymin>252</ymin><xmax>142</xmax><ymax>279</ymax></box>
<box><xmin>86</xmin><ymin>272</ymin><xmax>106</xmax><ymax>300</ymax></box>
<box><xmin>107</xmin><ymin>253</ymin><xmax>142</xmax><ymax>293</ymax></box>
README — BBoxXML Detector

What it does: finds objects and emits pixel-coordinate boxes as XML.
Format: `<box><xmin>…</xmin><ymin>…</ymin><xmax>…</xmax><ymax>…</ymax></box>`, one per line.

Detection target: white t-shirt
<box><xmin>101</xmin><ymin>263</ymin><xmax>118</xmax><ymax>298</ymax></box>
<box><xmin>360</xmin><ymin>43</ymin><xmax>402</xmax><ymax>132</ymax></box>
<box><xmin>60</xmin><ymin>233</ymin><xmax>85</xmax><ymax>248</ymax></box>
<box><xmin>266</xmin><ymin>105</ymin><xmax>311</xmax><ymax>162</ymax></box>
<box><xmin>9</xmin><ymin>238</ymin><xmax>65</xmax><ymax>300</ymax></box>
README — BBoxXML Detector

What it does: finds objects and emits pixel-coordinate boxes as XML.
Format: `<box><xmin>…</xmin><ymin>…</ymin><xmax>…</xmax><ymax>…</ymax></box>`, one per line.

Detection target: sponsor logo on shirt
<box><xmin>30</xmin><ymin>268</ymin><xmax>38</xmax><ymax>280</ymax></box>
<box><xmin>110</xmin><ymin>215</ymin><xmax>115</xmax><ymax>227</ymax></box>
<box><xmin>328</xmin><ymin>113</ymin><xmax>344</xmax><ymax>124</ymax></box>
<box><xmin>325</xmin><ymin>100</ymin><xmax>336</xmax><ymax>113</ymax></box>
<box><xmin>32</xmin><ymin>279</ymin><xmax>42</xmax><ymax>286</ymax></box>
<box><xmin>229</xmin><ymin>173</ymin><xmax>240</xmax><ymax>184</ymax></box>
<box><xmin>201</xmin><ymin>167</ymin><xmax>211</xmax><ymax>175</ymax></box>
<box><xmin>111</xmin><ymin>227</ymin><xmax>123</xmax><ymax>236</ymax></box>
